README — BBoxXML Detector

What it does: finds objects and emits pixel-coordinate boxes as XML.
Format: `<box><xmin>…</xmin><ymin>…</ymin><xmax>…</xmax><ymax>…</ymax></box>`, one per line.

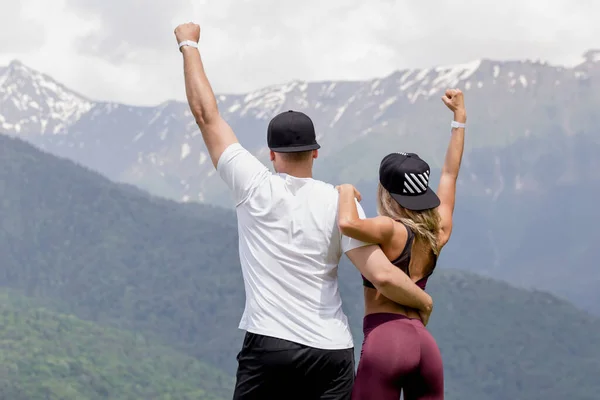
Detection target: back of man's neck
<box><xmin>278</xmin><ymin>168</ymin><xmax>313</xmax><ymax>179</ymax></box>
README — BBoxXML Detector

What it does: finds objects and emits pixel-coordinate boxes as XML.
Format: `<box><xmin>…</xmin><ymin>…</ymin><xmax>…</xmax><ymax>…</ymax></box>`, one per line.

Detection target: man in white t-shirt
<box><xmin>175</xmin><ymin>23</ymin><xmax>433</xmax><ymax>400</ymax></box>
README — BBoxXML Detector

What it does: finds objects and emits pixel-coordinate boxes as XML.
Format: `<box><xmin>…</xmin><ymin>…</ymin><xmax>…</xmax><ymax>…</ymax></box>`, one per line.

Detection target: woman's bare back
<box><xmin>364</xmin><ymin>220</ymin><xmax>438</xmax><ymax>318</ymax></box>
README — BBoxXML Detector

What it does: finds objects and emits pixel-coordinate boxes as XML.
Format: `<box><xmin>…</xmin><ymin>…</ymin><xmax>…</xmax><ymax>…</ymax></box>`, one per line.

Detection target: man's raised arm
<box><xmin>175</xmin><ymin>22</ymin><xmax>238</xmax><ymax>168</ymax></box>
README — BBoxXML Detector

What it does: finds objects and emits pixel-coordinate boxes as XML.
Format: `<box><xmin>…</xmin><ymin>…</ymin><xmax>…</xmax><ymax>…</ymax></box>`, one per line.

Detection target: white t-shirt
<box><xmin>217</xmin><ymin>143</ymin><xmax>369</xmax><ymax>350</ymax></box>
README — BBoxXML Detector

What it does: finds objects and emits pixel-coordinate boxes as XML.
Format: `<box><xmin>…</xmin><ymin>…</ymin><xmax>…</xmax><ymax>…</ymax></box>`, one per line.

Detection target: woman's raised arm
<box><xmin>437</xmin><ymin>89</ymin><xmax>467</xmax><ymax>248</ymax></box>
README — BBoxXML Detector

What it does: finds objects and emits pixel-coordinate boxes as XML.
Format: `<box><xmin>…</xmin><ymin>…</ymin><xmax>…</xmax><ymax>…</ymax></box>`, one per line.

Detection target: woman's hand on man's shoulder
<box><xmin>335</xmin><ymin>184</ymin><xmax>362</xmax><ymax>202</ymax></box>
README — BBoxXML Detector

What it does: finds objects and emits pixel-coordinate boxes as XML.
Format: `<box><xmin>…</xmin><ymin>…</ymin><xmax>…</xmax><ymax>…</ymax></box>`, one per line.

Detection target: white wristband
<box><xmin>451</xmin><ymin>121</ymin><xmax>466</xmax><ymax>129</ymax></box>
<box><xmin>178</xmin><ymin>40</ymin><xmax>199</xmax><ymax>52</ymax></box>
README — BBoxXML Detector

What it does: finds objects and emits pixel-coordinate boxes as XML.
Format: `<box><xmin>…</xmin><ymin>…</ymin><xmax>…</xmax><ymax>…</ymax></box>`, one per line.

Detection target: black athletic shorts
<box><xmin>232</xmin><ymin>332</ymin><xmax>355</xmax><ymax>400</ymax></box>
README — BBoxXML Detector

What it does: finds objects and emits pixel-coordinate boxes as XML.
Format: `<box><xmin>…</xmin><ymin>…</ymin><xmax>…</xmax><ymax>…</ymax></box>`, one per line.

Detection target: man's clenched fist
<box><xmin>441</xmin><ymin>89</ymin><xmax>464</xmax><ymax>113</ymax></box>
<box><xmin>174</xmin><ymin>22</ymin><xmax>200</xmax><ymax>45</ymax></box>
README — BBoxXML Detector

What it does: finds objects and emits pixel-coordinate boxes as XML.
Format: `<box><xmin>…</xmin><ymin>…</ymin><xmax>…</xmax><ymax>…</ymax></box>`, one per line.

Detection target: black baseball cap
<box><xmin>379</xmin><ymin>152</ymin><xmax>440</xmax><ymax>211</ymax></box>
<box><xmin>267</xmin><ymin>110</ymin><xmax>321</xmax><ymax>153</ymax></box>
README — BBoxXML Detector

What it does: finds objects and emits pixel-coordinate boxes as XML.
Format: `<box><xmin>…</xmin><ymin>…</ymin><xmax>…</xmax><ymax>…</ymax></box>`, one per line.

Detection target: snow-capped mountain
<box><xmin>0</xmin><ymin>60</ymin><xmax>93</xmax><ymax>137</ymax></box>
<box><xmin>1</xmin><ymin>51</ymin><xmax>599</xmax><ymax>205</ymax></box>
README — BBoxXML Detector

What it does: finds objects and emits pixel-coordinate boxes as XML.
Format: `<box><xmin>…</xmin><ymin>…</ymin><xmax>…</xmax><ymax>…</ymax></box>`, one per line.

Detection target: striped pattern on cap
<box><xmin>403</xmin><ymin>170</ymin><xmax>430</xmax><ymax>194</ymax></box>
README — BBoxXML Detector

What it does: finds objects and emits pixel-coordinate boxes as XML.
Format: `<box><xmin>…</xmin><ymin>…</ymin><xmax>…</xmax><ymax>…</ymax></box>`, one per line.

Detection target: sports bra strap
<box><xmin>362</xmin><ymin>220</ymin><xmax>438</xmax><ymax>288</ymax></box>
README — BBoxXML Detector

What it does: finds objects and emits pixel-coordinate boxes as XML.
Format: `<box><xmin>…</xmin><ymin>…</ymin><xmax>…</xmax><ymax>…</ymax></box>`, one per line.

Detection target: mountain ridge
<box><xmin>2</xmin><ymin>49</ymin><xmax>599</xmax><ymax>204</ymax></box>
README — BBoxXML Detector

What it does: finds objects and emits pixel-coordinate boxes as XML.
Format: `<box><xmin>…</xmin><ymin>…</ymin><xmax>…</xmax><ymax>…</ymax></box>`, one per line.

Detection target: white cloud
<box><xmin>66</xmin><ymin>0</ymin><xmax>193</xmax><ymax>63</ymax></box>
<box><xmin>0</xmin><ymin>0</ymin><xmax>47</xmax><ymax>51</ymax></box>
<box><xmin>0</xmin><ymin>0</ymin><xmax>599</xmax><ymax>106</ymax></box>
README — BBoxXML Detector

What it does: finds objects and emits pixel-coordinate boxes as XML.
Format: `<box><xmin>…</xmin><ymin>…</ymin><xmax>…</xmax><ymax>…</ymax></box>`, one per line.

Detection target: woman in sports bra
<box><xmin>336</xmin><ymin>89</ymin><xmax>466</xmax><ymax>400</ymax></box>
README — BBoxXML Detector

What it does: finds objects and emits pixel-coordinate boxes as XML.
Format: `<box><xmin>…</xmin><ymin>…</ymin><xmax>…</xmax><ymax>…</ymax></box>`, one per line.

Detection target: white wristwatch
<box><xmin>451</xmin><ymin>121</ymin><xmax>466</xmax><ymax>129</ymax></box>
<box><xmin>178</xmin><ymin>40</ymin><xmax>199</xmax><ymax>52</ymax></box>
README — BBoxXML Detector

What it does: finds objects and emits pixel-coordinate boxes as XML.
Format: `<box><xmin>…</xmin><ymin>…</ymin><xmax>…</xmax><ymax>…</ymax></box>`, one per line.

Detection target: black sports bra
<box><xmin>362</xmin><ymin>222</ymin><xmax>437</xmax><ymax>290</ymax></box>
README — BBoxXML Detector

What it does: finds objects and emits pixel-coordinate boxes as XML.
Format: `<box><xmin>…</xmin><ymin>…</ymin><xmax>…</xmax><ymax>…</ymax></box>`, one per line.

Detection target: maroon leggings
<box><xmin>352</xmin><ymin>313</ymin><xmax>444</xmax><ymax>400</ymax></box>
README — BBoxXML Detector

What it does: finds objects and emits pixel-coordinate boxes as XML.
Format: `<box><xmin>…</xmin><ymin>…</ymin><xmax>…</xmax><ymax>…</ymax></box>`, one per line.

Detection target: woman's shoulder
<box><xmin>390</xmin><ymin>219</ymin><xmax>410</xmax><ymax>242</ymax></box>
<box><xmin>375</xmin><ymin>217</ymin><xmax>410</xmax><ymax>259</ymax></box>
<box><xmin>373</xmin><ymin>216</ymin><xmax>409</xmax><ymax>245</ymax></box>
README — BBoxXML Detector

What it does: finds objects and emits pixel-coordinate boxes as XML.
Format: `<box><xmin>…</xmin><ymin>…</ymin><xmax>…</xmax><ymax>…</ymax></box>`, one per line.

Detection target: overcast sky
<box><xmin>2</xmin><ymin>0</ymin><xmax>599</xmax><ymax>106</ymax></box>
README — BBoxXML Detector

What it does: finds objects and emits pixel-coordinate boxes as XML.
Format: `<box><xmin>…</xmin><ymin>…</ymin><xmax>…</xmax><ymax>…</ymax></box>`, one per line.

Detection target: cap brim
<box><xmin>269</xmin><ymin>143</ymin><xmax>321</xmax><ymax>153</ymax></box>
<box><xmin>390</xmin><ymin>187</ymin><xmax>441</xmax><ymax>211</ymax></box>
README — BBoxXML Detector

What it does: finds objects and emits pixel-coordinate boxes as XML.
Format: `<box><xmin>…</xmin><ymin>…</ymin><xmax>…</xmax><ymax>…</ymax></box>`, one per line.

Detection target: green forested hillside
<box><xmin>0</xmin><ymin>134</ymin><xmax>243</xmax><ymax>370</ymax></box>
<box><xmin>0</xmin><ymin>290</ymin><xmax>232</xmax><ymax>400</ymax></box>
<box><xmin>1</xmin><ymin>133</ymin><xmax>600</xmax><ymax>400</ymax></box>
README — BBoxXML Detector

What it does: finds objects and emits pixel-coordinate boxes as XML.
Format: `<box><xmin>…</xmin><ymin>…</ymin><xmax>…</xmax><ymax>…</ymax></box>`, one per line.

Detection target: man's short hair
<box><xmin>278</xmin><ymin>150</ymin><xmax>313</xmax><ymax>163</ymax></box>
